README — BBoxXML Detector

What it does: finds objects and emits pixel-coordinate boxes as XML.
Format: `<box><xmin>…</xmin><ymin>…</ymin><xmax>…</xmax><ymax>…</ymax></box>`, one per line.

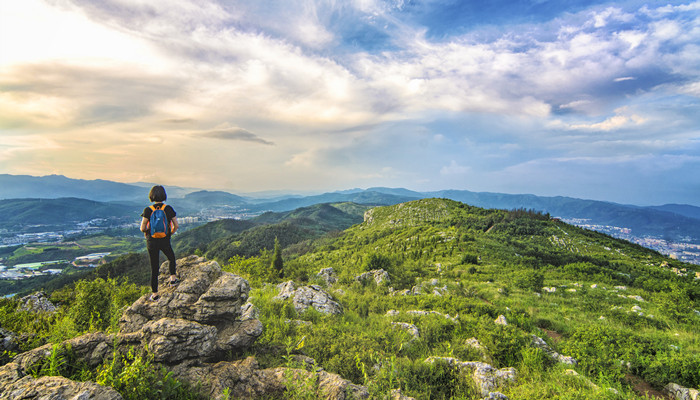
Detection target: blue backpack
<box><xmin>149</xmin><ymin>204</ymin><xmax>170</xmax><ymax>238</ymax></box>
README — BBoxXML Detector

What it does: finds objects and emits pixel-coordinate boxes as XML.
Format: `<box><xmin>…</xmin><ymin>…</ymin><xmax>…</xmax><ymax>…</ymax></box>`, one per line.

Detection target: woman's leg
<box><xmin>146</xmin><ymin>240</ymin><xmax>161</xmax><ymax>293</ymax></box>
<box><xmin>161</xmin><ymin>239</ymin><xmax>177</xmax><ymax>277</ymax></box>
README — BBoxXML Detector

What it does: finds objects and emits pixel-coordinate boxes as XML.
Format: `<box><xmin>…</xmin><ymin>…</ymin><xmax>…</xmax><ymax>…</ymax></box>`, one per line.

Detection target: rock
<box><xmin>18</xmin><ymin>291</ymin><xmax>57</xmax><ymax>313</ymax></box>
<box><xmin>425</xmin><ymin>357</ymin><xmax>516</xmax><ymax>397</ymax></box>
<box><xmin>2</xmin><ymin>256</ymin><xmax>267</xmax><ymax>399</ymax></box>
<box><xmin>494</xmin><ymin>315</ymin><xmax>508</xmax><ymax>325</ymax></box>
<box><xmin>275</xmin><ymin>281</ymin><xmax>343</xmax><ymax>315</ymax></box>
<box><xmin>0</xmin><ymin>368</ymin><xmax>122</xmax><ymax>400</ymax></box>
<box><xmin>120</xmin><ymin>256</ymin><xmax>251</xmax><ymax>332</ymax></box>
<box><xmin>241</xmin><ymin>301</ymin><xmax>260</xmax><ymax>321</ymax></box>
<box><xmin>531</xmin><ymin>335</ymin><xmax>577</xmax><ymax>365</ymax></box>
<box><xmin>392</xmin><ymin>322</ymin><xmax>420</xmax><ymax>341</ymax></box>
<box><xmin>0</xmin><ymin>327</ymin><xmax>19</xmax><ymax>354</ymax></box>
<box><xmin>141</xmin><ymin>318</ymin><xmax>217</xmax><ymax>363</ymax></box>
<box><xmin>318</xmin><ymin>267</ymin><xmax>338</xmax><ymax>285</ymax></box>
<box><xmin>356</xmin><ymin>269</ymin><xmax>390</xmax><ymax>285</ymax></box>
<box><xmin>542</xmin><ymin>287</ymin><xmax>556</xmax><ymax>293</ymax></box>
<box><xmin>172</xmin><ymin>356</ymin><xmax>369</xmax><ymax>400</ymax></box>
<box><xmin>631</xmin><ymin>305</ymin><xmax>642</xmax><ymax>313</ymax></box>
<box><xmin>664</xmin><ymin>382</ymin><xmax>700</xmax><ymax>400</ymax></box>
<box><xmin>628</xmin><ymin>295</ymin><xmax>645</xmax><ymax>302</ymax></box>
<box><xmin>385</xmin><ymin>309</ymin><xmax>400</xmax><ymax>317</ymax></box>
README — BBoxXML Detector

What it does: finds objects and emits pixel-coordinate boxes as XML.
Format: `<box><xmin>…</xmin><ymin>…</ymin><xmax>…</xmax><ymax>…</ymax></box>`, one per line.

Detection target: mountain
<box><xmin>173</xmin><ymin>202</ymin><xmax>367</xmax><ymax>262</ymax></box>
<box><xmin>248</xmin><ymin>190</ymin><xmax>420</xmax><ymax>213</ymax></box>
<box><xmin>648</xmin><ymin>204</ymin><xmax>700</xmax><ymax>221</ymax></box>
<box><xmin>0</xmin><ymin>174</ymin><xmax>147</xmax><ymax>202</ymax></box>
<box><xmin>3</xmin><ymin>198</ymin><xmax>698</xmax><ymax>399</ymax></box>
<box><xmin>0</xmin><ymin>198</ymin><xmax>138</xmax><ymax>231</ymax></box>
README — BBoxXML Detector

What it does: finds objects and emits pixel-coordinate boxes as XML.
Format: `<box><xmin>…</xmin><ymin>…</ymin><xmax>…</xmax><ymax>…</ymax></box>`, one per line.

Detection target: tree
<box><xmin>271</xmin><ymin>237</ymin><xmax>284</xmax><ymax>277</ymax></box>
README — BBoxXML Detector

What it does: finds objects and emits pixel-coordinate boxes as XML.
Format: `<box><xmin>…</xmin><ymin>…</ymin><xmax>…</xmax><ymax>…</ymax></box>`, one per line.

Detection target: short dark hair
<box><xmin>149</xmin><ymin>185</ymin><xmax>167</xmax><ymax>202</ymax></box>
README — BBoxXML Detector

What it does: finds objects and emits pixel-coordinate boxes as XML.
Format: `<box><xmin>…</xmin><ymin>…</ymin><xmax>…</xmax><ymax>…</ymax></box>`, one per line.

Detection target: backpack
<box><xmin>149</xmin><ymin>204</ymin><xmax>170</xmax><ymax>239</ymax></box>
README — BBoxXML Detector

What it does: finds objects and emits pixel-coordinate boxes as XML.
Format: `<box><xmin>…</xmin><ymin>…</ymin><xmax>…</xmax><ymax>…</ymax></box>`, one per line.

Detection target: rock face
<box><xmin>275</xmin><ymin>280</ymin><xmax>343</xmax><ymax>315</ymax></box>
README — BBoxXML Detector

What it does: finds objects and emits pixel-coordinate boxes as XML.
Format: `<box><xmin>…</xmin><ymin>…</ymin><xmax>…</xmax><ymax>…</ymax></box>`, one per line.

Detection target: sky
<box><xmin>1</xmin><ymin>0</ymin><xmax>700</xmax><ymax>205</ymax></box>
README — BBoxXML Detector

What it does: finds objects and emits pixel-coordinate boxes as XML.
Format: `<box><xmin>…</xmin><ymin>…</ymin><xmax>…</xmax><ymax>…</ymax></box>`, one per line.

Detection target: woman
<box><xmin>140</xmin><ymin>185</ymin><xmax>179</xmax><ymax>301</ymax></box>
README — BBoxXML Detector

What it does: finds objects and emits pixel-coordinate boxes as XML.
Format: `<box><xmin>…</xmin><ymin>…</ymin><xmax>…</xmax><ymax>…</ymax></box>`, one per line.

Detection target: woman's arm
<box><xmin>171</xmin><ymin>216</ymin><xmax>179</xmax><ymax>234</ymax></box>
<box><xmin>140</xmin><ymin>217</ymin><xmax>149</xmax><ymax>237</ymax></box>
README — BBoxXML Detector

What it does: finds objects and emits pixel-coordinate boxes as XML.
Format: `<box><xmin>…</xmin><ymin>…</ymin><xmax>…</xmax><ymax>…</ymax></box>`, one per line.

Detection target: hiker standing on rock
<box><xmin>140</xmin><ymin>185</ymin><xmax>179</xmax><ymax>301</ymax></box>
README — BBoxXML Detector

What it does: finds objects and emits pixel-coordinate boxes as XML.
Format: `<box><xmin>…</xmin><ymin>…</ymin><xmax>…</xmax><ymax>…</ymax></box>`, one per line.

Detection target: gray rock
<box><xmin>391</xmin><ymin>322</ymin><xmax>420</xmax><ymax>341</ymax></box>
<box><xmin>241</xmin><ymin>301</ymin><xmax>260</xmax><ymax>321</ymax></box>
<box><xmin>0</xmin><ymin>367</ymin><xmax>122</xmax><ymax>400</ymax></box>
<box><xmin>317</xmin><ymin>267</ymin><xmax>338</xmax><ymax>285</ymax></box>
<box><xmin>664</xmin><ymin>382</ymin><xmax>700</xmax><ymax>400</ymax></box>
<box><xmin>356</xmin><ymin>269</ymin><xmax>390</xmax><ymax>285</ymax></box>
<box><xmin>531</xmin><ymin>335</ymin><xmax>577</xmax><ymax>365</ymax></box>
<box><xmin>120</xmin><ymin>256</ymin><xmax>250</xmax><ymax>332</ymax></box>
<box><xmin>494</xmin><ymin>315</ymin><xmax>508</xmax><ymax>325</ymax></box>
<box><xmin>3</xmin><ymin>256</ymin><xmax>266</xmax><ymax>399</ymax></box>
<box><xmin>275</xmin><ymin>281</ymin><xmax>343</xmax><ymax>315</ymax></box>
<box><xmin>425</xmin><ymin>357</ymin><xmax>516</xmax><ymax>397</ymax></box>
<box><xmin>141</xmin><ymin>318</ymin><xmax>217</xmax><ymax>363</ymax></box>
<box><xmin>0</xmin><ymin>328</ymin><xmax>19</xmax><ymax>353</ymax></box>
<box><xmin>18</xmin><ymin>291</ymin><xmax>57</xmax><ymax>313</ymax></box>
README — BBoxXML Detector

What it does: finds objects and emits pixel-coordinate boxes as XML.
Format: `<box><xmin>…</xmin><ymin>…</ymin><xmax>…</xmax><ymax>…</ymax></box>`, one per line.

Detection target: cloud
<box><xmin>440</xmin><ymin>160</ymin><xmax>470</xmax><ymax>175</ymax></box>
<box><xmin>198</xmin><ymin>127</ymin><xmax>273</xmax><ymax>145</ymax></box>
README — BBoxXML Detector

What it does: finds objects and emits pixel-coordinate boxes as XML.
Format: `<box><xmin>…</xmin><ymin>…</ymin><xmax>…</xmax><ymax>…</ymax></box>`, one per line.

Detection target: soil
<box><xmin>624</xmin><ymin>374</ymin><xmax>671</xmax><ymax>400</ymax></box>
<box><xmin>541</xmin><ymin>328</ymin><xmax>563</xmax><ymax>343</ymax></box>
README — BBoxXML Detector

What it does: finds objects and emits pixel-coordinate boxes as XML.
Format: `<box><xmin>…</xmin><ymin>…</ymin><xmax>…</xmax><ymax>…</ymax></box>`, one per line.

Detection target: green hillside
<box><xmin>2</xmin><ymin>198</ymin><xmax>699</xmax><ymax>399</ymax></box>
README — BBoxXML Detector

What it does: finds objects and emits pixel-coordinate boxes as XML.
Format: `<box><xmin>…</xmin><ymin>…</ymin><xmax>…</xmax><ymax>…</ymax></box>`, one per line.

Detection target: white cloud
<box><xmin>440</xmin><ymin>160</ymin><xmax>470</xmax><ymax>176</ymax></box>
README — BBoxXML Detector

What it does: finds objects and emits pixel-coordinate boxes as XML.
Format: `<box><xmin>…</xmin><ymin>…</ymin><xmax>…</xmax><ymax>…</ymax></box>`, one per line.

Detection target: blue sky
<box><xmin>1</xmin><ymin>0</ymin><xmax>699</xmax><ymax>205</ymax></box>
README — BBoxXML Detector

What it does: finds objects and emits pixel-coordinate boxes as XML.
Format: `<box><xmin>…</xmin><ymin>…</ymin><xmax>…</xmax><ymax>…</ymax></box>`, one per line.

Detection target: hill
<box><xmin>0</xmin><ymin>198</ymin><xmax>139</xmax><ymax>232</ymax></box>
<box><xmin>2</xmin><ymin>198</ymin><xmax>699</xmax><ymax>399</ymax></box>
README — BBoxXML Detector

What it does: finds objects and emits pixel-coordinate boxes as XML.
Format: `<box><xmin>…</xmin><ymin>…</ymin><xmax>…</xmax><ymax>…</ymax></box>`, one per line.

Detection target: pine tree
<box><xmin>271</xmin><ymin>237</ymin><xmax>284</xmax><ymax>277</ymax></box>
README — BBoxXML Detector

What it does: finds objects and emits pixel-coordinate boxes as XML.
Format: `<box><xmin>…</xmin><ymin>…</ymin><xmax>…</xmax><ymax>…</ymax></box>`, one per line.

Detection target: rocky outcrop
<box><xmin>0</xmin><ymin>328</ymin><xmax>19</xmax><ymax>355</ymax></box>
<box><xmin>275</xmin><ymin>281</ymin><xmax>343</xmax><ymax>315</ymax></box>
<box><xmin>425</xmin><ymin>356</ymin><xmax>516</xmax><ymax>398</ymax></box>
<box><xmin>317</xmin><ymin>267</ymin><xmax>338</xmax><ymax>285</ymax></box>
<box><xmin>18</xmin><ymin>291</ymin><xmax>57</xmax><ymax>313</ymax></box>
<box><xmin>664</xmin><ymin>382</ymin><xmax>700</xmax><ymax>400</ymax></box>
<box><xmin>0</xmin><ymin>372</ymin><xmax>123</xmax><ymax>400</ymax></box>
<box><xmin>0</xmin><ymin>256</ymin><xmax>269</xmax><ymax>399</ymax></box>
<box><xmin>356</xmin><ymin>269</ymin><xmax>390</xmax><ymax>285</ymax></box>
<box><xmin>1</xmin><ymin>256</ymin><xmax>372</xmax><ymax>400</ymax></box>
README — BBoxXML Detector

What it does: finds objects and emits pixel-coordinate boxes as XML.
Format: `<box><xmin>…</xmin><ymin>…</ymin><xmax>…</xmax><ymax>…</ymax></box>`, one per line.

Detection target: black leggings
<box><xmin>146</xmin><ymin>237</ymin><xmax>176</xmax><ymax>293</ymax></box>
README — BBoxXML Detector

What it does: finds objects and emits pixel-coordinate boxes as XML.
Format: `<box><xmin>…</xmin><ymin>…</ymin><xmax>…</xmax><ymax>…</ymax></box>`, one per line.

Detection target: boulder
<box><xmin>318</xmin><ymin>267</ymin><xmax>338</xmax><ymax>285</ymax></box>
<box><xmin>664</xmin><ymin>382</ymin><xmax>700</xmax><ymax>400</ymax></box>
<box><xmin>275</xmin><ymin>281</ymin><xmax>343</xmax><ymax>315</ymax></box>
<box><xmin>356</xmin><ymin>269</ymin><xmax>390</xmax><ymax>285</ymax></box>
<box><xmin>494</xmin><ymin>315</ymin><xmax>508</xmax><ymax>325</ymax></box>
<box><xmin>425</xmin><ymin>357</ymin><xmax>516</xmax><ymax>397</ymax></box>
<box><xmin>171</xmin><ymin>356</ymin><xmax>369</xmax><ymax>400</ymax></box>
<box><xmin>0</xmin><ymin>364</ymin><xmax>122</xmax><ymax>400</ymax></box>
<box><xmin>18</xmin><ymin>291</ymin><xmax>57</xmax><ymax>313</ymax></box>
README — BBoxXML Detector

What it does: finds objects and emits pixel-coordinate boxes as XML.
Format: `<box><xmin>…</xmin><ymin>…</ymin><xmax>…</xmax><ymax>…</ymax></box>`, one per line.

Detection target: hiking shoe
<box><xmin>168</xmin><ymin>278</ymin><xmax>180</xmax><ymax>287</ymax></box>
<box><xmin>150</xmin><ymin>293</ymin><xmax>160</xmax><ymax>301</ymax></box>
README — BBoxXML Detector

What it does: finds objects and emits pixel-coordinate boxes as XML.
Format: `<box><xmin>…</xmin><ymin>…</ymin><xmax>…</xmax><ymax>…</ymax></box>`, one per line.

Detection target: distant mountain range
<box><xmin>2</xmin><ymin>174</ymin><xmax>700</xmax><ymax>243</ymax></box>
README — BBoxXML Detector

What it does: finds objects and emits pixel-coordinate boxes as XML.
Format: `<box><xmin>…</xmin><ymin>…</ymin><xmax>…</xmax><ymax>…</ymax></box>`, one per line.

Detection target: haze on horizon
<box><xmin>1</xmin><ymin>0</ymin><xmax>699</xmax><ymax>206</ymax></box>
